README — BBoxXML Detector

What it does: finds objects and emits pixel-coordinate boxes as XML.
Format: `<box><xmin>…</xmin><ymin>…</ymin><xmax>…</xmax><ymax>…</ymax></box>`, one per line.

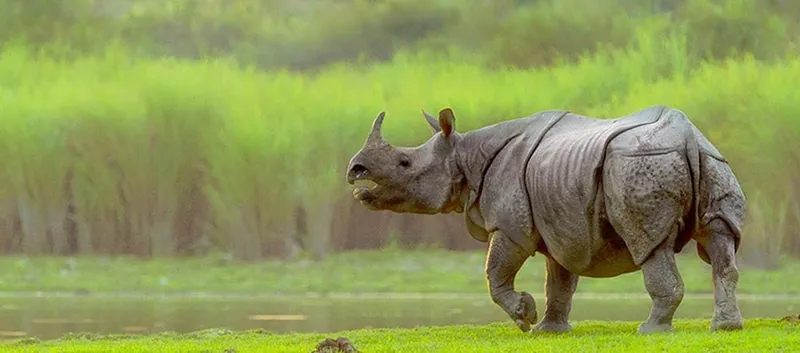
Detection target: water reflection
<box><xmin>0</xmin><ymin>295</ymin><xmax>796</xmax><ymax>340</ymax></box>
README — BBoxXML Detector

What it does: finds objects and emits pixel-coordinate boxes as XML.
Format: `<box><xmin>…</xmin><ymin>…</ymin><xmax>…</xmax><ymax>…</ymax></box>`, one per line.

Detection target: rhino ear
<box><xmin>421</xmin><ymin>110</ymin><xmax>442</xmax><ymax>134</ymax></box>
<box><xmin>438</xmin><ymin>107</ymin><xmax>456</xmax><ymax>138</ymax></box>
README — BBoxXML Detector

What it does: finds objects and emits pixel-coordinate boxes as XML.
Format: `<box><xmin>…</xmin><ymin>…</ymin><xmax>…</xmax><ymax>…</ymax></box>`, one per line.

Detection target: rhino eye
<box><xmin>399</xmin><ymin>159</ymin><xmax>411</xmax><ymax>168</ymax></box>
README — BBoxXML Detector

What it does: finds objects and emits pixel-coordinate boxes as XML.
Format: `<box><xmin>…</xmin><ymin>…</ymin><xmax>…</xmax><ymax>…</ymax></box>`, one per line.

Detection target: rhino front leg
<box><xmin>698</xmin><ymin>218</ymin><xmax>744</xmax><ymax>331</ymax></box>
<box><xmin>638</xmin><ymin>243</ymin><xmax>684</xmax><ymax>334</ymax></box>
<box><xmin>485</xmin><ymin>231</ymin><xmax>537</xmax><ymax>332</ymax></box>
<box><xmin>533</xmin><ymin>256</ymin><xmax>579</xmax><ymax>333</ymax></box>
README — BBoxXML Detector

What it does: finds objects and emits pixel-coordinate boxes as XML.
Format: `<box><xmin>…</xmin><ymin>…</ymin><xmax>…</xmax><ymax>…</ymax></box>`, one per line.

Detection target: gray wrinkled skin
<box><xmin>345</xmin><ymin>105</ymin><xmax>746</xmax><ymax>334</ymax></box>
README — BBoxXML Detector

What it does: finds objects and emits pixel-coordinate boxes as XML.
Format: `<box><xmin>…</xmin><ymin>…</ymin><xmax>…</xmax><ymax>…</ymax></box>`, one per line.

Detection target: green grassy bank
<box><xmin>3</xmin><ymin>319</ymin><xmax>799</xmax><ymax>352</ymax></box>
<box><xmin>0</xmin><ymin>22</ymin><xmax>799</xmax><ymax>262</ymax></box>
<box><xmin>0</xmin><ymin>249</ymin><xmax>797</xmax><ymax>295</ymax></box>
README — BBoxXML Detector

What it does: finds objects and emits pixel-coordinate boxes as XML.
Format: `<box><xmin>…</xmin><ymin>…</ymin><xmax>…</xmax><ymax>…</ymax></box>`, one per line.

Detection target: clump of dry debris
<box><xmin>779</xmin><ymin>314</ymin><xmax>800</xmax><ymax>323</ymax></box>
<box><xmin>312</xmin><ymin>337</ymin><xmax>359</xmax><ymax>353</ymax></box>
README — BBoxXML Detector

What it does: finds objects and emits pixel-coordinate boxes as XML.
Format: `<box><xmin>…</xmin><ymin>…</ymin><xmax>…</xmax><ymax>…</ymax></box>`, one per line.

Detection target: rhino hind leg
<box><xmin>638</xmin><ymin>238</ymin><xmax>685</xmax><ymax>334</ymax></box>
<box><xmin>602</xmin><ymin>151</ymin><xmax>693</xmax><ymax>333</ymax></box>
<box><xmin>485</xmin><ymin>231</ymin><xmax>537</xmax><ymax>333</ymax></box>
<box><xmin>533</xmin><ymin>256</ymin><xmax>579</xmax><ymax>333</ymax></box>
<box><xmin>696</xmin><ymin>218</ymin><xmax>744</xmax><ymax>331</ymax></box>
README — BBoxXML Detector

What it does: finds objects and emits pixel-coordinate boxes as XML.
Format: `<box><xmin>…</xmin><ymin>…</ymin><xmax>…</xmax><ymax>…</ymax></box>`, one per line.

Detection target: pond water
<box><xmin>0</xmin><ymin>293</ymin><xmax>797</xmax><ymax>340</ymax></box>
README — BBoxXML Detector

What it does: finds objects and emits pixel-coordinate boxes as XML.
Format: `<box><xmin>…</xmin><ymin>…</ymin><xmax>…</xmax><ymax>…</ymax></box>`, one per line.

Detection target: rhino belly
<box><xmin>529</xmin><ymin>177</ymin><xmax>639</xmax><ymax>277</ymax></box>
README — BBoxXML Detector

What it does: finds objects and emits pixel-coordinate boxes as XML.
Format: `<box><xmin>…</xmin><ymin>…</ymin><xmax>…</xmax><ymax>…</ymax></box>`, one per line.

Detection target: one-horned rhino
<box><xmin>345</xmin><ymin>105</ymin><xmax>746</xmax><ymax>334</ymax></box>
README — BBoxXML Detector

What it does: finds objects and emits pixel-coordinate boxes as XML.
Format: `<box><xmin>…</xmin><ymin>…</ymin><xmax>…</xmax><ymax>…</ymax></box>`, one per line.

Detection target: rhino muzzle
<box><xmin>346</xmin><ymin>161</ymin><xmax>380</xmax><ymax>204</ymax></box>
<box><xmin>346</xmin><ymin>163</ymin><xmax>369</xmax><ymax>184</ymax></box>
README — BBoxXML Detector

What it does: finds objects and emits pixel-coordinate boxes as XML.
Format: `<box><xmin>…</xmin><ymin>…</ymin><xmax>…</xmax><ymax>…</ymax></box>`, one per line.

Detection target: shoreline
<box><xmin>2</xmin><ymin>291</ymin><xmax>800</xmax><ymax>301</ymax></box>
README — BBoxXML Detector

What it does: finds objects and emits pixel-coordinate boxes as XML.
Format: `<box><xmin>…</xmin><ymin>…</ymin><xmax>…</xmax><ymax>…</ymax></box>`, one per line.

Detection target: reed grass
<box><xmin>0</xmin><ymin>26</ymin><xmax>797</xmax><ymax>263</ymax></box>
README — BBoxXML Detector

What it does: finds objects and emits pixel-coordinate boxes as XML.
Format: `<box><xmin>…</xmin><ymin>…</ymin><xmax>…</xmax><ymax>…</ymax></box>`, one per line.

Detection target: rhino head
<box><xmin>345</xmin><ymin>108</ymin><xmax>466</xmax><ymax>214</ymax></box>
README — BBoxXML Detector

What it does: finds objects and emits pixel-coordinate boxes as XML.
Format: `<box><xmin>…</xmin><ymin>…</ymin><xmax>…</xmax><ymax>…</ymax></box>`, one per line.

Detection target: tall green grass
<box><xmin>0</xmin><ymin>27</ymin><xmax>797</xmax><ymax>265</ymax></box>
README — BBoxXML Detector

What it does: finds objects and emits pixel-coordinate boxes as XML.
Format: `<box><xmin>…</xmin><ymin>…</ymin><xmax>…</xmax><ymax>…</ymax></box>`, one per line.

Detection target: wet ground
<box><xmin>0</xmin><ymin>293</ymin><xmax>797</xmax><ymax>340</ymax></box>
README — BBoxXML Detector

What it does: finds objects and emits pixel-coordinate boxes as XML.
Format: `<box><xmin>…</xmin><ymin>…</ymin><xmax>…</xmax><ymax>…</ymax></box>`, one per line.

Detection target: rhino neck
<box><xmin>454</xmin><ymin>130</ymin><xmax>521</xmax><ymax>199</ymax></box>
<box><xmin>447</xmin><ymin>119</ymin><xmax>531</xmax><ymax>242</ymax></box>
<box><xmin>454</xmin><ymin>116</ymin><xmax>546</xmax><ymax>197</ymax></box>
<box><xmin>453</xmin><ymin>111</ymin><xmax>570</xmax><ymax>212</ymax></box>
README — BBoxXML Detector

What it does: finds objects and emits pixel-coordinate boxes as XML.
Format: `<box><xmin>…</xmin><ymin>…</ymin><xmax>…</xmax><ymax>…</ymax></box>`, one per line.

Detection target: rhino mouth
<box><xmin>353</xmin><ymin>179</ymin><xmax>379</xmax><ymax>191</ymax></box>
<box><xmin>351</xmin><ymin>179</ymin><xmax>380</xmax><ymax>202</ymax></box>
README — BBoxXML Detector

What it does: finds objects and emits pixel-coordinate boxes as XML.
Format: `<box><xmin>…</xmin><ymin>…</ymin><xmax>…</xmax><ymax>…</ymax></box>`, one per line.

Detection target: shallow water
<box><xmin>0</xmin><ymin>294</ymin><xmax>797</xmax><ymax>340</ymax></box>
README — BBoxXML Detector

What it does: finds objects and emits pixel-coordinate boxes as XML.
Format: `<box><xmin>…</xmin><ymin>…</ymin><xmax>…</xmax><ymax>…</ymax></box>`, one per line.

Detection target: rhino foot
<box><xmin>514</xmin><ymin>291</ymin><xmax>538</xmax><ymax>332</ymax></box>
<box><xmin>637</xmin><ymin>322</ymin><xmax>673</xmax><ymax>334</ymax></box>
<box><xmin>533</xmin><ymin>321</ymin><xmax>572</xmax><ymax>333</ymax></box>
<box><xmin>711</xmin><ymin>317</ymin><xmax>744</xmax><ymax>332</ymax></box>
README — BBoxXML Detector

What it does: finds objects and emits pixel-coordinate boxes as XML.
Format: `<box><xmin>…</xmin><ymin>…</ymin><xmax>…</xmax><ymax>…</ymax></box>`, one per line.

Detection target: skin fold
<box><xmin>345</xmin><ymin>106</ymin><xmax>746</xmax><ymax>334</ymax></box>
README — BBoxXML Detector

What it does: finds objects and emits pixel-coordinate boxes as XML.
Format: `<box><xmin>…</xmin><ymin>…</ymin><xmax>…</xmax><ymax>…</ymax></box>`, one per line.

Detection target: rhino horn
<box><xmin>366</xmin><ymin>111</ymin><xmax>386</xmax><ymax>145</ymax></box>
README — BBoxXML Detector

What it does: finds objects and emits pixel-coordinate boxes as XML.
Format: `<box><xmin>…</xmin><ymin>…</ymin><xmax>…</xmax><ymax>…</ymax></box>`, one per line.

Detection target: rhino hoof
<box><xmin>533</xmin><ymin>321</ymin><xmax>573</xmax><ymax>333</ymax></box>
<box><xmin>514</xmin><ymin>291</ymin><xmax>537</xmax><ymax>332</ymax></box>
<box><xmin>515</xmin><ymin>319</ymin><xmax>531</xmax><ymax>333</ymax></box>
<box><xmin>711</xmin><ymin>318</ymin><xmax>744</xmax><ymax>332</ymax></box>
<box><xmin>637</xmin><ymin>322</ymin><xmax>674</xmax><ymax>334</ymax></box>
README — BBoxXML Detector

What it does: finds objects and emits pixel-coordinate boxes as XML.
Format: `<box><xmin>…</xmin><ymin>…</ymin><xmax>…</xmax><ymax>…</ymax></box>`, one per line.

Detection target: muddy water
<box><xmin>0</xmin><ymin>294</ymin><xmax>797</xmax><ymax>340</ymax></box>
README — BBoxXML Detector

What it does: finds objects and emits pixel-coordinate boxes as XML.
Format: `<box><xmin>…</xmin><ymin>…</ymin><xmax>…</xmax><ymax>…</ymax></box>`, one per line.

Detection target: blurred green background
<box><xmin>0</xmin><ymin>0</ymin><xmax>798</xmax><ymax>269</ymax></box>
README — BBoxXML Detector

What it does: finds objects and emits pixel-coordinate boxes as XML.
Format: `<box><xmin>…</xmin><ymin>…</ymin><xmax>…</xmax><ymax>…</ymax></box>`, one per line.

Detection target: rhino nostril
<box><xmin>350</xmin><ymin>164</ymin><xmax>369</xmax><ymax>179</ymax></box>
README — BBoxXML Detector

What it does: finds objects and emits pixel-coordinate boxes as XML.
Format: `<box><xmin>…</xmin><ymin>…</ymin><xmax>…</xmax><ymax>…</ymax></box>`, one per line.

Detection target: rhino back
<box><xmin>526</xmin><ymin>105</ymin><xmax>673</xmax><ymax>272</ymax></box>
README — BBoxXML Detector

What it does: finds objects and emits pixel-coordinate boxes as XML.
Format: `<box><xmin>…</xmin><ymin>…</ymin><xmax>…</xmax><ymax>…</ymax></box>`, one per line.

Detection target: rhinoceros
<box><xmin>345</xmin><ymin>105</ymin><xmax>746</xmax><ymax>334</ymax></box>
